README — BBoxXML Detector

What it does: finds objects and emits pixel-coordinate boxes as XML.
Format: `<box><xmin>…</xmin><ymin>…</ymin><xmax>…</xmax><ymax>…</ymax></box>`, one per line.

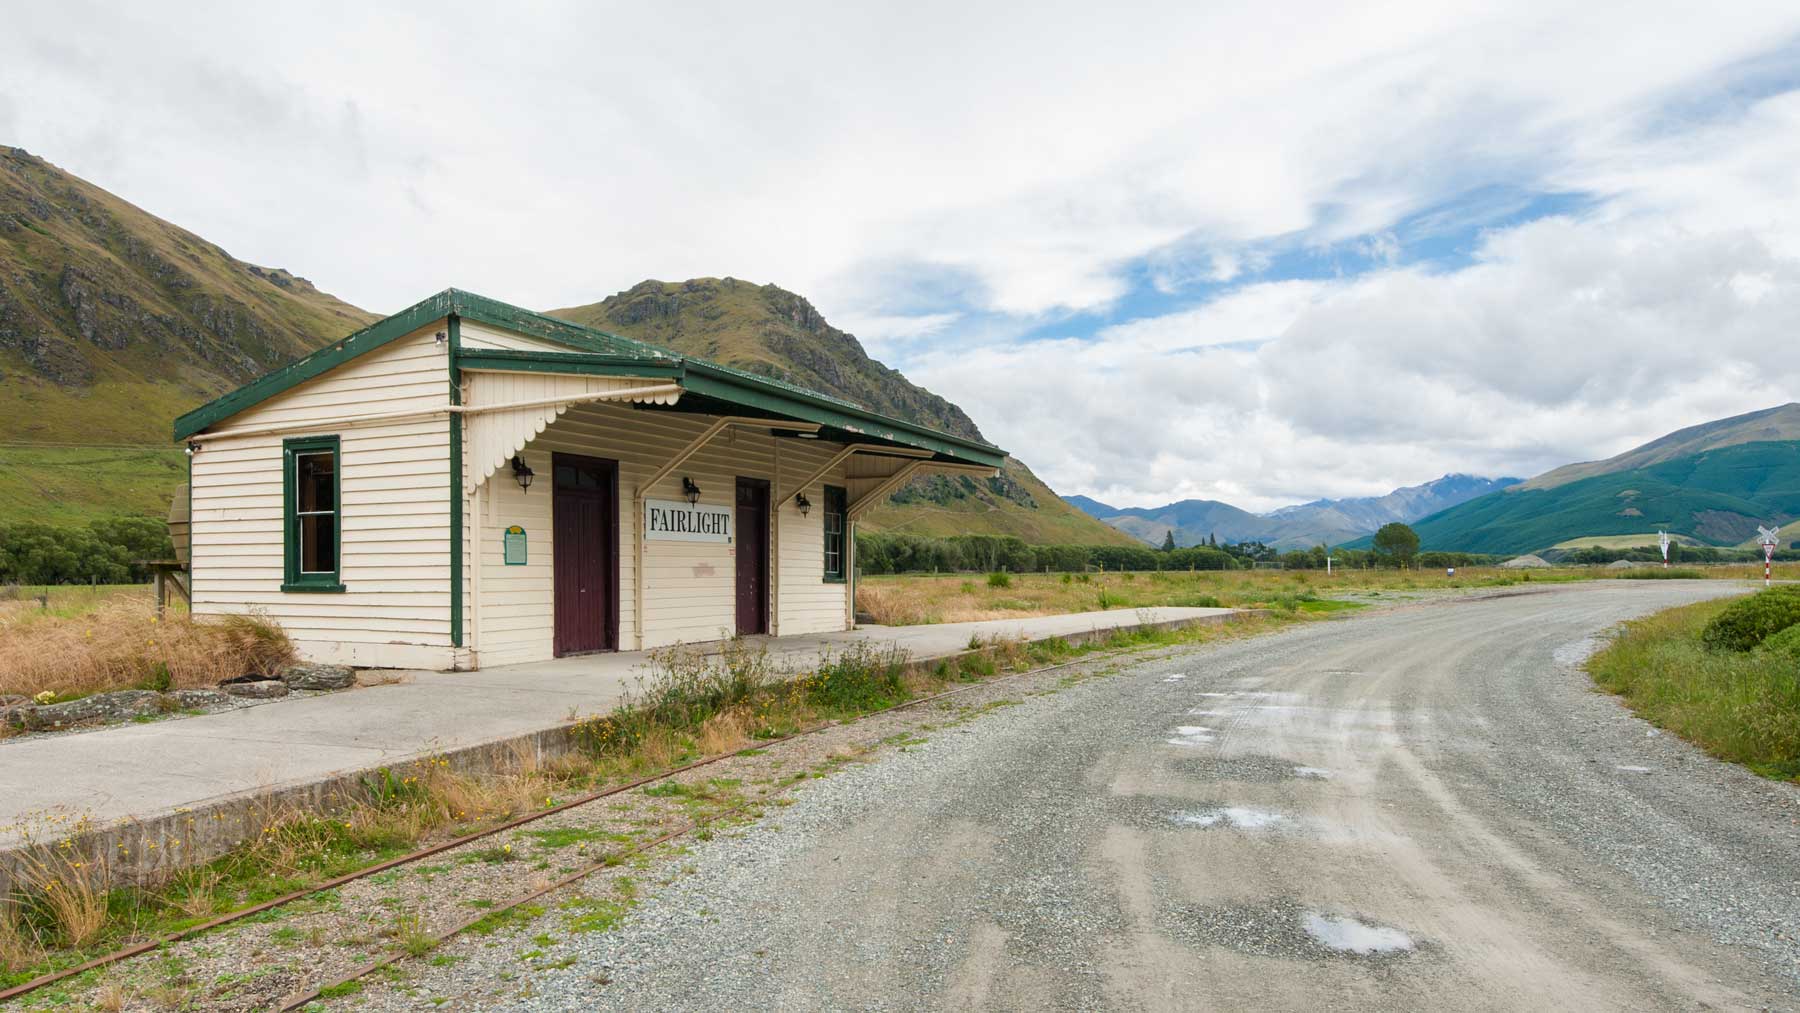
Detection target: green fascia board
<box><xmin>173</xmin><ymin>287</ymin><xmax>1007</xmax><ymax>467</ymax></box>
<box><xmin>455</xmin><ymin>349</ymin><xmax>683</xmax><ymax>380</ymax></box>
<box><xmin>680</xmin><ymin>361</ymin><xmax>1006</xmax><ymax>467</ymax></box>
<box><xmin>174</xmin><ymin>290</ymin><xmax>458</xmax><ymax>441</ymax></box>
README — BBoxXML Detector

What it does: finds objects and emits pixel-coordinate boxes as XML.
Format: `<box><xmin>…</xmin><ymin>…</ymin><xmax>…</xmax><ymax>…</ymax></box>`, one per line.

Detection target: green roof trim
<box><xmin>172</xmin><ymin>288</ymin><xmax>1007</xmax><ymax>467</ymax></box>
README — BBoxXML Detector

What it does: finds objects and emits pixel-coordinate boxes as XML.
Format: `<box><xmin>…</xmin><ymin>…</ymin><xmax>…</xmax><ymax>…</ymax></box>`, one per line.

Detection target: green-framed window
<box><xmin>282</xmin><ymin>435</ymin><xmax>344</xmax><ymax>592</ymax></box>
<box><xmin>823</xmin><ymin>485</ymin><xmax>847</xmax><ymax>582</ymax></box>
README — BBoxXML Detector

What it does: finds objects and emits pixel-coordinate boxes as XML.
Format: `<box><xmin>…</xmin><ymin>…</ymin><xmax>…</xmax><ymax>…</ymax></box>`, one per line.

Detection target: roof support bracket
<box><xmin>632</xmin><ymin>415</ymin><xmax>822</xmax><ymax>649</ymax></box>
<box><xmin>777</xmin><ymin>443</ymin><xmax>933</xmax><ymax>503</ymax></box>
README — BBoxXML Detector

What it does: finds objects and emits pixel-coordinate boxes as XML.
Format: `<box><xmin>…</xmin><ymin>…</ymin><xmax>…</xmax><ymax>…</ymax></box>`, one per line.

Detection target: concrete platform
<box><xmin>0</xmin><ymin>607</ymin><xmax>1234</xmax><ymax>879</ymax></box>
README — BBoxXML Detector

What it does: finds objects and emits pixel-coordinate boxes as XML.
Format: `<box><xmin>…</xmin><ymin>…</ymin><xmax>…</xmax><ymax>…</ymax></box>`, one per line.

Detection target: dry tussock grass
<box><xmin>856</xmin><ymin>583</ymin><xmax>1046</xmax><ymax>625</ymax></box>
<box><xmin>0</xmin><ymin>899</ymin><xmax>41</xmax><ymax>976</ymax></box>
<box><xmin>12</xmin><ymin>848</ymin><xmax>109</xmax><ymax>950</ymax></box>
<box><xmin>0</xmin><ymin>599</ymin><xmax>293</xmax><ymax>699</ymax></box>
<box><xmin>696</xmin><ymin>708</ymin><xmax>753</xmax><ymax>755</ymax></box>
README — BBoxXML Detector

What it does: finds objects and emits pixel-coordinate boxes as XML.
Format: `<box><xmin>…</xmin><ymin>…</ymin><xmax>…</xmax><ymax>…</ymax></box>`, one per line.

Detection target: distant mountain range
<box><xmin>1073</xmin><ymin>474</ymin><xmax>1520</xmax><ymax>550</ymax></box>
<box><xmin>1383</xmin><ymin>404</ymin><xmax>1800</xmax><ymax>555</ymax></box>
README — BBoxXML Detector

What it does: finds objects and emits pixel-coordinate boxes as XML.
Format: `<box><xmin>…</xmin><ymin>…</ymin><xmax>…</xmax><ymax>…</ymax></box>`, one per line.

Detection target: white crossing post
<box><xmin>1759</xmin><ymin>525</ymin><xmax>1779</xmax><ymax>588</ymax></box>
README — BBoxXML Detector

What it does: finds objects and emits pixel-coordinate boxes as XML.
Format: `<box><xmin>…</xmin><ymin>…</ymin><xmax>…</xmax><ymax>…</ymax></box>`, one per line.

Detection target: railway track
<box><xmin>0</xmin><ymin>643</ymin><xmax>1145</xmax><ymax>1008</ymax></box>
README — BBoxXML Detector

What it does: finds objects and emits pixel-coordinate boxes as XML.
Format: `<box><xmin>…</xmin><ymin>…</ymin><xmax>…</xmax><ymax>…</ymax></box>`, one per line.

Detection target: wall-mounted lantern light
<box><xmin>794</xmin><ymin>492</ymin><xmax>811</xmax><ymax>517</ymax></box>
<box><xmin>682</xmin><ymin>476</ymin><xmax>702</xmax><ymax>505</ymax></box>
<box><xmin>185</xmin><ymin>441</ymin><xmax>201</xmax><ymax>457</ymax></box>
<box><xmin>510</xmin><ymin>455</ymin><xmax>535</xmax><ymax>492</ymax></box>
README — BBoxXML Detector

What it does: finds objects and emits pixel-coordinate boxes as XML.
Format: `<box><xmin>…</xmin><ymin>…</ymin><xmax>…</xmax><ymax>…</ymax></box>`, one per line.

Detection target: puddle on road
<box><xmin>1161</xmin><ymin>898</ymin><xmax>1421</xmax><ymax>963</ymax></box>
<box><xmin>1173</xmin><ymin>754</ymin><xmax>1326</xmax><ymax>784</ymax></box>
<box><xmin>1167</xmin><ymin>725</ymin><xmax>1217</xmax><ymax>747</ymax></box>
<box><xmin>1303</xmin><ymin>912</ymin><xmax>1415</xmax><ymax>954</ymax></box>
<box><xmin>1172</xmin><ymin>807</ymin><xmax>1289</xmax><ymax>831</ymax></box>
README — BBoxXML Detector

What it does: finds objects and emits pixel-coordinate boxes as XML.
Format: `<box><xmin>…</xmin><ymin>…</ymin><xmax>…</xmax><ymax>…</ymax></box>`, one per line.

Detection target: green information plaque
<box><xmin>503</xmin><ymin>525</ymin><xmax>527</xmax><ymax>565</ymax></box>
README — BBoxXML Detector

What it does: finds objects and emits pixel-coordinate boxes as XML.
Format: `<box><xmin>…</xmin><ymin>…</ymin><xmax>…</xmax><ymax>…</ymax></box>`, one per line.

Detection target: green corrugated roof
<box><xmin>172</xmin><ymin>287</ymin><xmax>1003</xmax><ymax>466</ymax></box>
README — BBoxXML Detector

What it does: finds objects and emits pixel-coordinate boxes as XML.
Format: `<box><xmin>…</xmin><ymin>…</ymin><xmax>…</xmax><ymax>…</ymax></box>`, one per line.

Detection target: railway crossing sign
<box><xmin>1657</xmin><ymin>530</ymin><xmax>1671</xmax><ymax>569</ymax></box>
<box><xmin>1759</xmin><ymin>525</ymin><xmax>1780</xmax><ymax>587</ymax></box>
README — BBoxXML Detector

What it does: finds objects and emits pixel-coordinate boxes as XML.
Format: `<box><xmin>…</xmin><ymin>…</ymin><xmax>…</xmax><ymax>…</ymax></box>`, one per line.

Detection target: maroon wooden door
<box><xmin>735</xmin><ymin>477</ymin><xmax>770</xmax><ymax>635</ymax></box>
<box><xmin>553</xmin><ymin>454</ymin><xmax>618</xmax><ymax>656</ymax></box>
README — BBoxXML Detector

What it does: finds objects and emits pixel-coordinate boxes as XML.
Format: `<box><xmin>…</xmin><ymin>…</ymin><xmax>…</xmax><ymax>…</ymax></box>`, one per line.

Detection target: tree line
<box><xmin>854</xmin><ymin>524</ymin><xmax>1495</xmax><ymax>575</ymax></box>
<box><xmin>0</xmin><ymin>519</ymin><xmax>175</xmax><ymax>585</ymax></box>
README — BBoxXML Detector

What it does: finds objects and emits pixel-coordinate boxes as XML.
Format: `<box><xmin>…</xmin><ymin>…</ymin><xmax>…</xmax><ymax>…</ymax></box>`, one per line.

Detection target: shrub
<box><xmin>986</xmin><ymin>571</ymin><xmax>1011</xmax><ymax>589</ymax></box>
<box><xmin>1700</xmin><ymin>587</ymin><xmax>1800</xmax><ymax>652</ymax></box>
<box><xmin>1759</xmin><ymin>623</ymin><xmax>1800</xmax><ymax>663</ymax></box>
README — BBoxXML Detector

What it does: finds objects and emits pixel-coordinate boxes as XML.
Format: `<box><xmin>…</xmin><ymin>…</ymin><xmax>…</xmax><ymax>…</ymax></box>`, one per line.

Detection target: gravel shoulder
<box><xmin>462</xmin><ymin>579</ymin><xmax>1800</xmax><ymax>1012</ymax></box>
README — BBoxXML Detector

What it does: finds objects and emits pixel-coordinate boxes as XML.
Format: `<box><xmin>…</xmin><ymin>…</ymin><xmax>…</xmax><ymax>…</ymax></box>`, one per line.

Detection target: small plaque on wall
<box><xmin>504</xmin><ymin>525</ymin><xmax>528</xmax><ymax>565</ymax></box>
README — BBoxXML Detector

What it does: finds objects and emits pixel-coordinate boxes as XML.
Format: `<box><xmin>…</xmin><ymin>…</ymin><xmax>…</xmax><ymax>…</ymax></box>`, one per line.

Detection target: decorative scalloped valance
<box><xmin>463</xmin><ymin>372</ymin><xmax>680</xmax><ymax>488</ymax></box>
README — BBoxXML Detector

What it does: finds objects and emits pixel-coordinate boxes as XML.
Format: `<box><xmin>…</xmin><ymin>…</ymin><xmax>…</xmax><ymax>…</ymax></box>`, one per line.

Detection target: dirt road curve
<box><xmin>509</xmin><ymin>581</ymin><xmax>1800</xmax><ymax>1011</ymax></box>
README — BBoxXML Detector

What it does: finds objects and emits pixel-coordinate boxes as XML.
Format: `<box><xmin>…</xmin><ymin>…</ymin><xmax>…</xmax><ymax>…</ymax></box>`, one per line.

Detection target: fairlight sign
<box><xmin>644</xmin><ymin>499</ymin><xmax>733</xmax><ymax>543</ymax></box>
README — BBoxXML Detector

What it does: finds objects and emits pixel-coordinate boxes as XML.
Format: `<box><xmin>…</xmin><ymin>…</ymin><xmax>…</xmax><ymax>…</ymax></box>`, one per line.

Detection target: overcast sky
<box><xmin>5</xmin><ymin>2</ymin><xmax>1799</xmax><ymax>511</ymax></box>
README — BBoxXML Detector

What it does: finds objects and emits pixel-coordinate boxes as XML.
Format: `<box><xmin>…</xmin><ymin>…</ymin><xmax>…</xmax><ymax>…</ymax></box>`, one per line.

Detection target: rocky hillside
<box><xmin>550</xmin><ymin>279</ymin><xmax>1133</xmax><ymax>546</ymax></box>
<box><xmin>0</xmin><ymin>147</ymin><xmax>375</xmax><ymax>445</ymax></box>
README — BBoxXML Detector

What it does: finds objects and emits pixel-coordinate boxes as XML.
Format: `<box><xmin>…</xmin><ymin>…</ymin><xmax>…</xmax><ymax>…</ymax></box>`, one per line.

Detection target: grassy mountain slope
<box><xmin>0</xmin><ymin>146</ymin><xmax>375</xmax><ymax>446</ymax></box>
<box><xmin>549</xmin><ymin>278</ymin><xmax>1133</xmax><ymax>546</ymax></box>
<box><xmin>1395</xmin><ymin>440</ymin><xmax>1800</xmax><ymax>554</ymax></box>
<box><xmin>1521</xmin><ymin>403</ymin><xmax>1800</xmax><ymax>491</ymax></box>
<box><xmin>0</xmin><ymin>147</ymin><xmax>376</xmax><ymax>525</ymax></box>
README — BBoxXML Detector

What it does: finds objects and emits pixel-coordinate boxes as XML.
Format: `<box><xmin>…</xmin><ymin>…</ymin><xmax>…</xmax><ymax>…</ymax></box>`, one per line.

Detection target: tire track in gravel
<box><xmin>382</xmin><ymin>581</ymin><xmax>1797</xmax><ymax>1011</ymax></box>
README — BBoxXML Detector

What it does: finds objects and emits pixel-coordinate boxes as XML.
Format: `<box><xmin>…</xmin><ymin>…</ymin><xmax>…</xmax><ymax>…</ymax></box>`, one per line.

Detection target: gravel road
<box><xmin>502</xmin><ymin>581</ymin><xmax>1800</xmax><ymax>1011</ymax></box>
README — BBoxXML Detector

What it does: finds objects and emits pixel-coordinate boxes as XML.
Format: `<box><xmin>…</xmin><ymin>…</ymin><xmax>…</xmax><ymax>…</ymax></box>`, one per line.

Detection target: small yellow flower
<box><xmin>33</xmin><ymin>690</ymin><xmax>55</xmax><ymax>705</ymax></box>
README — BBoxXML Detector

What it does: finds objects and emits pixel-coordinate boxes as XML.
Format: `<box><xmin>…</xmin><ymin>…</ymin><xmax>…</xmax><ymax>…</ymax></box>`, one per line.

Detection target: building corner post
<box><xmin>448</xmin><ymin>315</ymin><xmax>464</xmax><ymax>655</ymax></box>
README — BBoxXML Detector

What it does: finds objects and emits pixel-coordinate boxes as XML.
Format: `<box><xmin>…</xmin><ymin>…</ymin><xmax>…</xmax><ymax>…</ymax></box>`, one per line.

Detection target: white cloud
<box><xmin>3</xmin><ymin>2</ymin><xmax>1799</xmax><ymax>508</ymax></box>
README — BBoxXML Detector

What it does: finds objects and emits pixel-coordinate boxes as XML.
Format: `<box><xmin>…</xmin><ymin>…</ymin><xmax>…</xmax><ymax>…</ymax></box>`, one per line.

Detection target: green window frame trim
<box><xmin>823</xmin><ymin>485</ymin><xmax>847</xmax><ymax>583</ymax></box>
<box><xmin>282</xmin><ymin>435</ymin><xmax>345</xmax><ymax>593</ymax></box>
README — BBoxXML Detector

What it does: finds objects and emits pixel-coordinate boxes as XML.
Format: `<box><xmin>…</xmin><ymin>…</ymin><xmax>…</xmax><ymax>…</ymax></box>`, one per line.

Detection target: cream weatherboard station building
<box><xmin>173</xmin><ymin>289</ymin><xmax>1004</xmax><ymax>670</ymax></box>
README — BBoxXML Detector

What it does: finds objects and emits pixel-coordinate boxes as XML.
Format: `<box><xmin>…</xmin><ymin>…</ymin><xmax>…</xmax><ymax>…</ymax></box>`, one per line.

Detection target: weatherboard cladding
<box><xmin>188</xmin><ymin>324</ymin><xmax>457</xmax><ymax>668</ymax></box>
<box><xmin>470</xmin><ymin>401</ymin><xmax>856</xmax><ymax>666</ymax></box>
<box><xmin>179</xmin><ymin>294</ymin><xmax>920</xmax><ymax>667</ymax></box>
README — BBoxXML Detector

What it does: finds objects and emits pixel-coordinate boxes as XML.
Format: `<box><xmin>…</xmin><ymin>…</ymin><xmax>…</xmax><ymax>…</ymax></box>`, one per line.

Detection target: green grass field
<box><xmin>0</xmin><ymin>445</ymin><xmax>184</xmax><ymax>526</ymax></box>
